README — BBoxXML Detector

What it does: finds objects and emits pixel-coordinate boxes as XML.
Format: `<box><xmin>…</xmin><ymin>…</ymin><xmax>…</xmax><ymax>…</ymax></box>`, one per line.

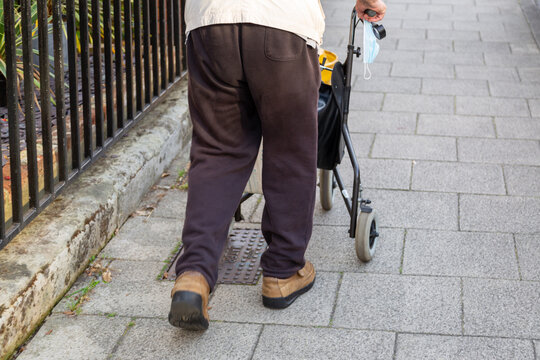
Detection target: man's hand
<box><xmin>356</xmin><ymin>0</ymin><xmax>386</xmax><ymax>22</ymax></box>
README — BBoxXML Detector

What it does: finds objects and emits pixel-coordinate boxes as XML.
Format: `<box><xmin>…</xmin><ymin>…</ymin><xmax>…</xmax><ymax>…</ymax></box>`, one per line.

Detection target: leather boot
<box><xmin>168</xmin><ymin>271</ymin><xmax>210</xmax><ymax>330</ymax></box>
<box><xmin>262</xmin><ymin>261</ymin><xmax>316</xmax><ymax>309</ymax></box>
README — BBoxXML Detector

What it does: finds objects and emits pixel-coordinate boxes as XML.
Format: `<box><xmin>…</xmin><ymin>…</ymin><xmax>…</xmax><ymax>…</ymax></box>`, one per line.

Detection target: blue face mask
<box><xmin>363</xmin><ymin>20</ymin><xmax>380</xmax><ymax>80</ymax></box>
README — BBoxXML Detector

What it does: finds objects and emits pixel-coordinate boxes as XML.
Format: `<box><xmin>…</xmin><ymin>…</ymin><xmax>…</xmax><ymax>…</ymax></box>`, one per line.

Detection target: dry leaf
<box><xmin>63</xmin><ymin>311</ymin><xmax>75</xmax><ymax>316</ymax></box>
<box><xmin>45</xmin><ymin>330</ymin><xmax>53</xmax><ymax>336</ymax></box>
<box><xmin>162</xmin><ymin>272</ymin><xmax>169</xmax><ymax>279</ymax></box>
<box><xmin>102</xmin><ymin>270</ymin><xmax>112</xmax><ymax>283</ymax></box>
<box><xmin>161</xmin><ymin>173</ymin><xmax>170</xmax><ymax>178</ymax></box>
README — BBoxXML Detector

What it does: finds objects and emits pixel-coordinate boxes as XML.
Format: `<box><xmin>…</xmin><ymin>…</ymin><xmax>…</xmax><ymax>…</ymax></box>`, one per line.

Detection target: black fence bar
<box><xmin>92</xmin><ymin>0</ymin><xmax>104</xmax><ymax>149</ymax></box>
<box><xmin>0</xmin><ymin>0</ymin><xmax>188</xmax><ymax>249</ymax></box>
<box><xmin>38</xmin><ymin>0</ymin><xmax>54</xmax><ymax>196</ymax></box>
<box><xmin>150</xmin><ymin>2</ymin><xmax>159</xmax><ymax>97</ymax></box>
<box><xmin>21</xmin><ymin>0</ymin><xmax>39</xmax><ymax>211</ymax></box>
<box><xmin>66</xmin><ymin>0</ymin><xmax>81</xmax><ymax>170</ymax></box>
<box><xmin>103</xmin><ymin>0</ymin><xmax>115</xmax><ymax>138</ymax></box>
<box><xmin>125</xmin><ymin>0</ymin><xmax>134</xmax><ymax>120</ymax></box>
<box><xmin>114</xmin><ymin>0</ymin><xmax>124</xmax><ymax>129</ymax></box>
<box><xmin>80</xmin><ymin>0</ymin><xmax>93</xmax><ymax>160</ymax></box>
<box><xmin>159</xmin><ymin>0</ymin><xmax>167</xmax><ymax>90</ymax></box>
<box><xmin>143</xmin><ymin>0</ymin><xmax>152</xmax><ymax>104</ymax></box>
<box><xmin>134</xmin><ymin>0</ymin><xmax>143</xmax><ymax>112</ymax></box>
<box><xmin>52</xmin><ymin>0</ymin><xmax>67</xmax><ymax>184</ymax></box>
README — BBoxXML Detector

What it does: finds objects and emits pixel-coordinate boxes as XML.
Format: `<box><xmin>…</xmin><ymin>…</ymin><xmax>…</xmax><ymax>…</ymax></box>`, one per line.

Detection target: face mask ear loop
<box><xmin>364</xmin><ymin>63</ymin><xmax>372</xmax><ymax>80</ymax></box>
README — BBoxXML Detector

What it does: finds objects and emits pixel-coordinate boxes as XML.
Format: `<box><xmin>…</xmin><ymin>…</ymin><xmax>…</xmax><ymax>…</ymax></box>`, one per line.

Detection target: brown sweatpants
<box><xmin>175</xmin><ymin>24</ymin><xmax>321</xmax><ymax>290</ymax></box>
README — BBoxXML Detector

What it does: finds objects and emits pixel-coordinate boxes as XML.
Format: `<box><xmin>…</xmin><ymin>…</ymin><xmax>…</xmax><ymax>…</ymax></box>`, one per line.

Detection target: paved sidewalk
<box><xmin>13</xmin><ymin>0</ymin><xmax>540</xmax><ymax>359</ymax></box>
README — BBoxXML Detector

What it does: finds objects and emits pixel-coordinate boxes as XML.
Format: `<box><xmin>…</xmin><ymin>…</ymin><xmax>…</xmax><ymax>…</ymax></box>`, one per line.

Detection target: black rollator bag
<box><xmin>317</xmin><ymin>62</ymin><xmax>346</xmax><ymax>170</ymax></box>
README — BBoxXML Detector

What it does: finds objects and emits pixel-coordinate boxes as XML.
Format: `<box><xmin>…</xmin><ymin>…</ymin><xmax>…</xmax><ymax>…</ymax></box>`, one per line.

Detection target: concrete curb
<box><xmin>0</xmin><ymin>78</ymin><xmax>191</xmax><ymax>359</ymax></box>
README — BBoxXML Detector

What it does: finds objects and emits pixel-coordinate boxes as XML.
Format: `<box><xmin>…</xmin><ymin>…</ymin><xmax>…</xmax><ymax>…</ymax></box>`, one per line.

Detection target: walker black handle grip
<box><xmin>365</xmin><ymin>9</ymin><xmax>377</xmax><ymax>17</ymax></box>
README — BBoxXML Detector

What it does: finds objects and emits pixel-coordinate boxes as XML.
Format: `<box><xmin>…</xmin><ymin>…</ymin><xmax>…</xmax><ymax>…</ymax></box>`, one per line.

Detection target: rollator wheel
<box><xmin>355</xmin><ymin>210</ymin><xmax>379</xmax><ymax>262</ymax></box>
<box><xmin>319</xmin><ymin>169</ymin><xmax>335</xmax><ymax>211</ymax></box>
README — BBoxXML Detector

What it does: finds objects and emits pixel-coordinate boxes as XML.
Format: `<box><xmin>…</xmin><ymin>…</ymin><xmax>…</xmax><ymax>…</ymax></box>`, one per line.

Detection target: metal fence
<box><xmin>0</xmin><ymin>0</ymin><xmax>187</xmax><ymax>249</ymax></box>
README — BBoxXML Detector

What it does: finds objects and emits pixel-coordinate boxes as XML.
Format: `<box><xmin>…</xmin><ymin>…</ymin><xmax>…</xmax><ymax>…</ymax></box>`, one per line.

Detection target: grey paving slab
<box><xmin>458</xmin><ymin>138</ymin><xmax>540</xmax><ymax>165</ymax></box>
<box><xmin>349</xmin><ymin>92</ymin><xmax>385</xmax><ymax>111</ymax></box>
<box><xmin>457</xmin><ymin>96</ymin><xmax>530</xmax><ymax>117</ymax></box>
<box><xmin>100</xmin><ymin>217</ymin><xmax>182</xmax><ymax>261</ymax></box>
<box><xmin>403</xmin><ymin>230</ymin><xmax>519</xmax><ymax>279</ymax></box>
<box><xmin>511</xmin><ymin>43</ymin><xmax>540</xmax><ymax>54</ymax></box>
<box><xmin>454</xmin><ymin>41</ymin><xmax>512</xmax><ymax>53</ymax></box>
<box><xmin>422</xmin><ymin>79</ymin><xmax>489</xmax><ymax>96</ymax></box>
<box><xmin>402</xmin><ymin>20</ymin><xmax>452</xmax><ymax>30</ymax></box>
<box><xmin>113</xmin><ymin>319</ymin><xmax>260</xmax><ymax>360</ymax></box>
<box><xmin>428</xmin><ymin>29</ymin><xmax>480</xmax><ymax>41</ymax></box>
<box><xmin>348</xmin><ymin>111</ymin><xmax>417</xmax><ymax>134</ymax></box>
<box><xmin>395</xmin><ymin>334</ymin><xmax>535</xmax><ymax>360</ymax></box>
<box><xmin>424</xmin><ymin>51</ymin><xmax>484</xmax><ymax>65</ymax></box>
<box><xmin>519</xmin><ymin>69</ymin><xmax>540</xmax><ymax>83</ymax></box>
<box><xmin>485</xmin><ymin>54</ymin><xmax>540</xmax><ymax>67</ymax></box>
<box><xmin>377</xmin><ymin>49</ymin><xmax>424</xmax><ymax>63</ymax></box>
<box><xmin>372</xmin><ymin>134</ymin><xmax>457</xmax><ymax>161</ymax></box>
<box><xmin>495</xmin><ymin>117</ymin><xmax>540</xmax><ymax>140</ymax></box>
<box><xmin>391</xmin><ymin>63</ymin><xmax>454</xmax><ymax>79</ymax></box>
<box><xmin>333</xmin><ymin>273</ymin><xmax>462</xmax><ymax>334</ymax></box>
<box><xmin>490</xmin><ymin>81</ymin><xmax>540</xmax><ymax>99</ymax></box>
<box><xmin>339</xmin><ymin>157</ymin><xmax>412</xmax><ymax>189</ymax></box>
<box><xmin>150</xmin><ymin>189</ymin><xmax>188</xmax><ymax>219</ymax></box>
<box><xmin>463</xmin><ymin>278</ymin><xmax>540</xmax><ymax>338</ymax></box>
<box><xmin>480</xmin><ymin>29</ymin><xmax>535</xmax><ymax>43</ymax></box>
<box><xmin>411</xmin><ymin>161</ymin><xmax>505</xmax><ymax>194</ymax></box>
<box><xmin>210</xmin><ymin>272</ymin><xmax>339</xmax><ymax>326</ymax></box>
<box><xmin>362</xmin><ymin>189</ymin><xmax>459</xmax><ymax>231</ymax></box>
<box><xmin>530</xmin><ymin>99</ymin><xmax>540</xmax><ymax>117</ymax></box>
<box><xmin>504</xmin><ymin>165</ymin><xmax>540</xmax><ymax>196</ymax></box>
<box><xmin>417</xmin><ymin>114</ymin><xmax>495</xmax><ymax>137</ymax></box>
<box><xmin>306</xmin><ymin>226</ymin><xmax>404</xmax><ymax>274</ymax></box>
<box><xmin>388</xmin><ymin>28</ymin><xmax>427</xmax><ymax>40</ymax></box>
<box><xmin>454</xmin><ymin>21</ymin><xmax>505</xmax><ymax>32</ymax></box>
<box><xmin>455</xmin><ymin>66</ymin><xmax>519</xmax><ymax>81</ymax></box>
<box><xmin>460</xmin><ymin>195</ymin><xmax>540</xmax><ymax>233</ymax></box>
<box><xmin>352</xmin><ymin>76</ymin><xmax>421</xmax><ymax>94</ymax></box>
<box><xmin>515</xmin><ymin>234</ymin><xmax>540</xmax><ymax>281</ymax></box>
<box><xmin>253</xmin><ymin>325</ymin><xmax>395</xmax><ymax>360</ymax></box>
<box><xmin>350</xmin><ymin>133</ymin><xmax>375</xmax><ymax>158</ymax></box>
<box><xmin>535</xmin><ymin>341</ymin><xmax>539</xmax><ymax>358</ymax></box>
<box><xmin>108</xmin><ymin>260</ymin><xmax>164</xmax><ymax>283</ymax></box>
<box><xmin>398</xmin><ymin>38</ymin><xmax>453</xmax><ymax>51</ymax></box>
<box><xmin>76</xmin><ymin>279</ymin><xmax>172</xmax><ymax>318</ymax></box>
<box><xmin>16</xmin><ymin>314</ymin><xmax>127</xmax><ymax>360</ymax></box>
<box><xmin>383</xmin><ymin>94</ymin><xmax>454</xmax><ymax>114</ymax></box>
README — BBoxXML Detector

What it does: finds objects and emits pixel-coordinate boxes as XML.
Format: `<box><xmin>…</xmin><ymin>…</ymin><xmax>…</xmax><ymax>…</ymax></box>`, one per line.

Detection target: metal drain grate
<box><xmin>165</xmin><ymin>228</ymin><xmax>267</xmax><ymax>285</ymax></box>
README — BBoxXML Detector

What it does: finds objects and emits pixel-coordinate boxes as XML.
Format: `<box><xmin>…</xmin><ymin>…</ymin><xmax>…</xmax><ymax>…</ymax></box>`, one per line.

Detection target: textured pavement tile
<box><xmin>210</xmin><ymin>272</ymin><xmax>339</xmax><ymax>326</ymax></box>
<box><xmin>362</xmin><ymin>189</ymin><xmax>459</xmax><ymax>230</ymax></box>
<box><xmin>428</xmin><ymin>29</ymin><xmax>480</xmax><ymax>40</ymax></box>
<box><xmin>78</xmin><ymin>279</ymin><xmax>172</xmax><ymax>317</ymax></box>
<box><xmin>510</xmin><ymin>43</ymin><xmax>539</xmax><ymax>54</ymax></box>
<box><xmin>529</xmin><ymin>99</ymin><xmax>540</xmax><ymax>117</ymax></box>
<box><xmin>463</xmin><ymin>278</ymin><xmax>540</xmax><ymax>338</ymax></box>
<box><xmin>422</xmin><ymin>79</ymin><xmax>489</xmax><ymax>96</ymax></box>
<box><xmin>454</xmin><ymin>21</ymin><xmax>505</xmax><ymax>32</ymax></box>
<box><xmin>519</xmin><ymin>69</ymin><xmax>540</xmax><ymax>83</ymax></box>
<box><xmin>349</xmin><ymin>92</ymin><xmax>385</xmax><ymax>111</ymax></box>
<box><xmin>348</xmin><ymin>111</ymin><xmax>417</xmax><ymax>134</ymax></box>
<box><xmin>372</xmin><ymin>134</ymin><xmax>457</xmax><ymax>161</ymax></box>
<box><xmin>455</xmin><ymin>66</ymin><xmax>519</xmax><ymax>81</ymax></box>
<box><xmin>424</xmin><ymin>51</ymin><xmax>484</xmax><ymax>65</ymax></box>
<box><xmin>495</xmin><ymin>117</ymin><xmax>540</xmax><ymax>139</ymax></box>
<box><xmin>306</xmin><ymin>226</ymin><xmax>404</xmax><ymax>274</ymax></box>
<box><xmin>350</xmin><ymin>133</ymin><xmax>375</xmax><ymax>158</ymax></box>
<box><xmin>480</xmin><ymin>29</ymin><xmax>535</xmax><ymax>43</ymax></box>
<box><xmin>333</xmin><ymin>273</ymin><xmax>461</xmax><ymax>334</ymax></box>
<box><xmin>100</xmin><ymin>217</ymin><xmax>182</xmax><ymax>261</ymax></box>
<box><xmin>403</xmin><ymin>230</ymin><xmax>519</xmax><ymax>278</ymax></box>
<box><xmin>253</xmin><ymin>325</ymin><xmax>395</xmax><ymax>360</ymax></box>
<box><xmin>457</xmin><ymin>96</ymin><xmax>529</xmax><ymax>117</ymax></box>
<box><xmin>489</xmin><ymin>81</ymin><xmax>540</xmax><ymax>98</ymax></box>
<box><xmin>16</xmin><ymin>314</ymin><xmax>127</xmax><ymax>360</ymax></box>
<box><xmin>402</xmin><ymin>20</ymin><xmax>452</xmax><ymax>30</ymax></box>
<box><xmin>339</xmin><ymin>158</ymin><xmax>412</xmax><ymax>189</ymax></box>
<box><xmin>411</xmin><ymin>161</ymin><xmax>505</xmax><ymax>194</ymax></box>
<box><xmin>504</xmin><ymin>165</ymin><xmax>540</xmax><ymax>196</ymax></box>
<box><xmin>352</xmin><ymin>76</ymin><xmax>421</xmax><ymax>94</ymax></box>
<box><xmin>377</xmin><ymin>49</ymin><xmax>424</xmax><ymax>63</ymax></box>
<box><xmin>383</xmin><ymin>94</ymin><xmax>454</xmax><ymax>114</ymax></box>
<box><xmin>460</xmin><ymin>195</ymin><xmax>540</xmax><ymax>233</ymax></box>
<box><xmin>395</xmin><ymin>334</ymin><xmax>535</xmax><ymax>360</ymax></box>
<box><xmin>151</xmin><ymin>189</ymin><xmax>188</xmax><ymax>219</ymax></box>
<box><xmin>417</xmin><ymin>114</ymin><xmax>495</xmax><ymax>137</ymax></box>
<box><xmin>113</xmin><ymin>319</ymin><xmax>260</xmax><ymax>360</ymax></box>
<box><xmin>457</xmin><ymin>138</ymin><xmax>540</xmax><ymax>165</ymax></box>
<box><xmin>389</xmin><ymin>28</ymin><xmax>427</xmax><ymax>39</ymax></box>
<box><xmin>454</xmin><ymin>41</ymin><xmax>512</xmax><ymax>53</ymax></box>
<box><xmin>108</xmin><ymin>260</ymin><xmax>165</xmax><ymax>283</ymax></box>
<box><xmin>485</xmin><ymin>54</ymin><xmax>540</xmax><ymax>67</ymax></box>
<box><xmin>515</xmin><ymin>234</ymin><xmax>540</xmax><ymax>281</ymax></box>
<box><xmin>391</xmin><ymin>63</ymin><xmax>454</xmax><ymax>79</ymax></box>
<box><xmin>398</xmin><ymin>38</ymin><xmax>453</xmax><ymax>51</ymax></box>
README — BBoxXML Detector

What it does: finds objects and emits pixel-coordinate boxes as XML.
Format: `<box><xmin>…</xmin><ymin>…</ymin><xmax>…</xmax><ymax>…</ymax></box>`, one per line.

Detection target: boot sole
<box><xmin>168</xmin><ymin>291</ymin><xmax>209</xmax><ymax>330</ymax></box>
<box><xmin>262</xmin><ymin>276</ymin><xmax>316</xmax><ymax>309</ymax></box>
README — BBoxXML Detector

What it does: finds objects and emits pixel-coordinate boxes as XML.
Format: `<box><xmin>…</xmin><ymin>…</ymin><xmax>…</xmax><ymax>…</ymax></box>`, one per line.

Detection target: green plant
<box><xmin>65</xmin><ymin>278</ymin><xmax>101</xmax><ymax>312</ymax></box>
